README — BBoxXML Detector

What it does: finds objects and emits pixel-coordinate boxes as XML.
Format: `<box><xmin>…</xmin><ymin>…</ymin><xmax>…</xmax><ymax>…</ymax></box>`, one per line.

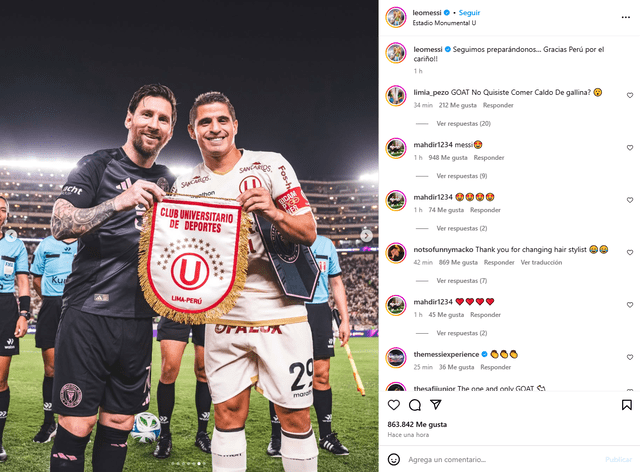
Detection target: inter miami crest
<box><xmin>139</xmin><ymin>195</ymin><xmax>251</xmax><ymax>324</ymax></box>
<box><xmin>254</xmin><ymin>214</ymin><xmax>319</xmax><ymax>301</ymax></box>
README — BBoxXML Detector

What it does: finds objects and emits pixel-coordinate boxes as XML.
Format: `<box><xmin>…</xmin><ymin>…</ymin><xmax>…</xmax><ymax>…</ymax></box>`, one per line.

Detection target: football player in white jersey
<box><xmin>175</xmin><ymin>91</ymin><xmax>317</xmax><ymax>472</ymax></box>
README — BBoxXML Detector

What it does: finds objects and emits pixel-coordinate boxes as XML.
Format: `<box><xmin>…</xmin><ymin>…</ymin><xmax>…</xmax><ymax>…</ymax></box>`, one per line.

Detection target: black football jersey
<box><xmin>58</xmin><ymin>148</ymin><xmax>175</xmax><ymax>318</ymax></box>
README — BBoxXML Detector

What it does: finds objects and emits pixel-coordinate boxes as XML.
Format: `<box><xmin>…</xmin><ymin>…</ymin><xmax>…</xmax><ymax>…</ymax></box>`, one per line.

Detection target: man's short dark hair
<box><xmin>189</xmin><ymin>91</ymin><xmax>236</xmax><ymax>126</ymax></box>
<box><xmin>0</xmin><ymin>196</ymin><xmax>8</xmax><ymax>224</ymax></box>
<box><xmin>128</xmin><ymin>84</ymin><xmax>178</xmax><ymax>129</ymax></box>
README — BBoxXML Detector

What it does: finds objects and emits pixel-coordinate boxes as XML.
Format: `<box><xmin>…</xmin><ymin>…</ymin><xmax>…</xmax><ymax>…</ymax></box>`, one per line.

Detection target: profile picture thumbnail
<box><xmin>386</xmin><ymin>43</ymin><xmax>406</xmax><ymax>63</ymax></box>
<box><xmin>386</xmin><ymin>295</ymin><xmax>406</xmax><ymax>316</ymax></box>
<box><xmin>386</xmin><ymin>138</ymin><xmax>406</xmax><ymax>159</ymax></box>
<box><xmin>386</xmin><ymin>243</ymin><xmax>406</xmax><ymax>263</ymax></box>
<box><xmin>386</xmin><ymin>191</ymin><xmax>406</xmax><ymax>211</ymax></box>
<box><xmin>386</xmin><ymin>7</ymin><xmax>407</xmax><ymax>28</ymax></box>
<box><xmin>386</xmin><ymin>86</ymin><xmax>406</xmax><ymax>106</ymax></box>
<box><xmin>386</xmin><ymin>347</ymin><xmax>407</xmax><ymax>368</ymax></box>
<box><xmin>386</xmin><ymin>382</ymin><xmax>406</xmax><ymax>391</ymax></box>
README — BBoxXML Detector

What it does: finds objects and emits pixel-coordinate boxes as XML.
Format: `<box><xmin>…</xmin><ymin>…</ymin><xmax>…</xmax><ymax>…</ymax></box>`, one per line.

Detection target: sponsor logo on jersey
<box><xmin>60</xmin><ymin>383</ymin><xmax>82</xmax><ymax>408</ymax></box>
<box><xmin>94</xmin><ymin>294</ymin><xmax>109</xmax><ymax>302</ymax></box>
<box><xmin>64</xmin><ymin>246</ymin><xmax>72</xmax><ymax>252</ymax></box>
<box><xmin>213</xmin><ymin>324</ymin><xmax>283</xmax><ymax>334</ymax></box>
<box><xmin>293</xmin><ymin>390</ymin><xmax>312</xmax><ymax>398</ymax></box>
<box><xmin>239</xmin><ymin>162</ymin><xmax>272</xmax><ymax>174</ymax></box>
<box><xmin>238</xmin><ymin>175</ymin><xmax>263</xmax><ymax>193</ymax></box>
<box><xmin>51</xmin><ymin>275</ymin><xmax>67</xmax><ymax>284</ymax></box>
<box><xmin>181</xmin><ymin>175</ymin><xmax>211</xmax><ymax>189</ymax></box>
<box><xmin>278</xmin><ymin>165</ymin><xmax>292</xmax><ymax>190</ymax></box>
<box><xmin>61</xmin><ymin>185</ymin><xmax>83</xmax><ymax>196</ymax></box>
<box><xmin>116</xmin><ymin>178</ymin><xmax>133</xmax><ymax>190</ymax></box>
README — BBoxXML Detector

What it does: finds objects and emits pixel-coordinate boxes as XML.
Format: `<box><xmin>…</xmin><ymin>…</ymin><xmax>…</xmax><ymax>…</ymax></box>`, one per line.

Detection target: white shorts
<box><xmin>204</xmin><ymin>322</ymin><xmax>314</xmax><ymax>408</ymax></box>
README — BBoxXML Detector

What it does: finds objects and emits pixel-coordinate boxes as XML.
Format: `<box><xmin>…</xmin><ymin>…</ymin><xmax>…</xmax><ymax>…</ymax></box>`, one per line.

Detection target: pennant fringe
<box><xmin>138</xmin><ymin>194</ymin><xmax>251</xmax><ymax>324</ymax></box>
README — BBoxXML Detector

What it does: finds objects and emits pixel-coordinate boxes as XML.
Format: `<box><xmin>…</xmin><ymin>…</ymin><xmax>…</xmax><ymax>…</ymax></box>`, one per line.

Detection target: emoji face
<box><xmin>466</xmin><ymin>193</ymin><xmax>474</xmax><ymax>201</ymax></box>
<box><xmin>388</xmin><ymin>453</ymin><xmax>401</xmax><ymax>466</ymax></box>
<box><xmin>589</xmin><ymin>245</ymin><xmax>598</xmax><ymax>254</ymax></box>
<box><xmin>599</xmin><ymin>245</ymin><xmax>608</xmax><ymax>254</ymax></box>
<box><xmin>491</xmin><ymin>350</ymin><xmax>499</xmax><ymax>359</ymax></box>
<box><xmin>486</xmin><ymin>193</ymin><xmax>495</xmax><ymax>202</ymax></box>
<box><xmin>500</xmin><ymin>350</ymin><xmax>508</xmax><ymax>359</ymax></box>
<box><xmin>476</xmin><ymin>193</ymin><xmax>484</xmax><ymax>202</ymax></box>
<box><xmin>456</xmin><ymin>193</ymin><xmax>464</xmax><ymax>201</ymax></box>
<box><xmin>510</xmin><ymin>350</ymin><xmax>518</xmax><ymax>359</ymax></box>
<box><xmin>474</xmin><ymin>140</ymin><xmax>482</xmax><ymax>149</ymax></box>
<box><xmin>594</xmin><ymin>88</ymin><xmax>602</xmax><ymax>97</ymax></box>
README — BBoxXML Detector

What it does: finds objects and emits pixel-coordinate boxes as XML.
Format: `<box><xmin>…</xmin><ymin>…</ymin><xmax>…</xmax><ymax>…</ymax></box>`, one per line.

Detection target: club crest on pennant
<box><xmin>139</xmin><ymin>195</ymin><xmax>251</xmax><ymax>324</ymax></box>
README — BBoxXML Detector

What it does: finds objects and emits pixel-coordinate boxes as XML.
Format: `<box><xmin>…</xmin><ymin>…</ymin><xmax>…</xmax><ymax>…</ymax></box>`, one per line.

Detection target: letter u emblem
<box><xmin>180</xmin><ymin>259</ymin><xmax>201</xmax><ymax>286</ymax></box>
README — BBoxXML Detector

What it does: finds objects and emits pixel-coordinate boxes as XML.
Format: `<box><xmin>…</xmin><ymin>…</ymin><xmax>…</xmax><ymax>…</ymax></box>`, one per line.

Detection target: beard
<box><xmin>132</xmin><ymin>133</ymin><xmax>164</xmax><ymax>160</ymax></box>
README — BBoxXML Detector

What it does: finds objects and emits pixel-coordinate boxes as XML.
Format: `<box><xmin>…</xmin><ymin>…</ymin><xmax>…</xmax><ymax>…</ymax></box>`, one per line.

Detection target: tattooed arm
<box><xmin>51</xmin><ymin>179</ymin><xmax>167</xmax><ymax>240</ymax></box>
<box><xmin>51</xmin><ymin>198</ymin><xmax>117</xmax><ymax>240</ymax></box>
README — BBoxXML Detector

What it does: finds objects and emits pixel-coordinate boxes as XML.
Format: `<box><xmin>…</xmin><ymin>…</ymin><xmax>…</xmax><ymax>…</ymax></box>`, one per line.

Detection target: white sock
<box><xmin>211</xmin><ymin>427</ymin><xmax>246</xmax><ymax>472</ymax></box>
<box><xmin>281</xmin><ymin>427</ymin><xmax>318</xmax><ymax>472</ymax></box>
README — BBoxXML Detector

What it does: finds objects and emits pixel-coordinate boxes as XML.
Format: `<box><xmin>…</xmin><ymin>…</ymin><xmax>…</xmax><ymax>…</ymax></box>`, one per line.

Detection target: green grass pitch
<box><xmin>2</xmin><ymin>335</ymin><xmax>378</xmax><ymax>471</ymax></box>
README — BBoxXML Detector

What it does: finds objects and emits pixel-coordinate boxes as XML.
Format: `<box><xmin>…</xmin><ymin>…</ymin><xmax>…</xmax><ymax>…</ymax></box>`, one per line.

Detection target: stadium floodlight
<box><xmin>358</xmin><ymin>172</ymin><xmax>378</xmax><ymax>182</ymax></box>
<box><xmin>0</xmin><ymin>160</ymin><xmax>191</xmax><ymax>180</ymax></box>
<box><xmin>168</xmin><ymin>166</ymin><xmax>192</xmax><ymax>177</ymax></box>
<box><xmin>0</xmin><ymin>159</ymin><xmax>77</xmax><ymax>171</ymax></box>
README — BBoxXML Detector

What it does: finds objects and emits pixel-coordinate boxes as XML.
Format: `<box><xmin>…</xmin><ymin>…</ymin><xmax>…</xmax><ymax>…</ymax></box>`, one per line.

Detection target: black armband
<box><xmin>19</xmin><ymin>295</ymin><xmax>30</xmax><ymax>312</ymax></box>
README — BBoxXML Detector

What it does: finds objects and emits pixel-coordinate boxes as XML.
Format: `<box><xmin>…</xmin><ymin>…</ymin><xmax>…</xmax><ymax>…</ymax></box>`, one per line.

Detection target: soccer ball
<box><xmin>130</xmin><ymin>412</ymin><xmax>161</xmax><ymax>444</ymax></box>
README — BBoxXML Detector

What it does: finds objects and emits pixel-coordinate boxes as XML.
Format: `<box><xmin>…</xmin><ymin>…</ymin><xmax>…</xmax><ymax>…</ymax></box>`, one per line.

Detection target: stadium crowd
<box><xmin>21</xmin><ymin>245</ymin><xmax>379</xmax><ymax>330</ymax></box>
<box><xmin>328</xmin><ymin>253</ymin><xmax>378</xmax><ymax>330</ymax></box>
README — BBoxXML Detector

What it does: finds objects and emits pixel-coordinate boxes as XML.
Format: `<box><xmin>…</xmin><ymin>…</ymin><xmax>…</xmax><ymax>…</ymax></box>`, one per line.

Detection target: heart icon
<box><xmin>628</xmin><ymin>145</ymin><xmax>634</xmax><ymax>151</ymax></box>
<box><xmin>466</xmin><ymin>298</ymin><xmax>474</xmax><ymax>305</ymax></box>
<box><xmin>628</xmin><ymin>302</ymin><xmax>634</xmax><ymax>308</ymax></box>
<box><xmin>486</xmin><ymin>298</ymin><xmax>494</xmax><ymax>305</ymax></box>
<box><xmin>476</xmin><ymin>298</ymin><xmax>484</xmax><ymax>305</ymax></box>
<box><xmin>388</xmin><ymin>399</ymin><xmax>400</xmax><ymax>410</ymax></box>
<box><xmin>628</xmin><ymin>354</ymin><xmax>634</xmax><ymax>360</ymax></box>
<box><xmin>628</xmin><ymin>92</ymin><xmax>634</xmax><ymax>98</ymax></box>
<box><xmin>456</xmin><ymin>298</ymin><xmax>464</xmax><ymax>305</ymax></box>
<box><xmin>628</xmin><ymin>250</ymin><xmax>634</xmax><ymax>255</ymax></box>
<box><xmin>628</xmin><ymin>197</ymin><xmax>634</xmax><ymax>203</ymax></box>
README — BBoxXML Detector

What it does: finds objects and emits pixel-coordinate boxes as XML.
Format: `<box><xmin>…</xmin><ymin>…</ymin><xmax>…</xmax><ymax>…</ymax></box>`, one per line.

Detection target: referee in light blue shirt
<box><xmin>0</xmin><ymin>196</ymin><xmax>31</xmax><ymax>461</ymax></box>
<box><xmin>30</xmin><ymin>235</ymin><xmax>77</xmax><ymax>443</ymax></box>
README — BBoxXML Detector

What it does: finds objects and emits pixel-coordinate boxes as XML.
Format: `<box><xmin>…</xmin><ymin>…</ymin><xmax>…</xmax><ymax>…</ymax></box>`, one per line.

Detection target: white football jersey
<box><xmin>172</xmin><ymin>150</ymin><xmax>312</xmax><ymax>326</ymax></box>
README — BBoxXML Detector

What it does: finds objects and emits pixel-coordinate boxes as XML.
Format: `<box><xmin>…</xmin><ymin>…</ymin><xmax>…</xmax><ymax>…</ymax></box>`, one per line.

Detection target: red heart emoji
<box><xmin>466</xmin><ymin>298</ymin><xmax>473</xmax><ymax>305</ymax></box>
<box><xmin>456</xmin><ymin>298</ymin><xmax>463</xmax><ymax>305</ymax></box>
<box><xmin>476</xmin><ymin>298</ymin><xmax>484</xmax><ymax>305</ymax></box>
<box><xmin>487</xmin><ymin>298</ymin><xmax>494</xmax><ymax>305</ymax></box>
